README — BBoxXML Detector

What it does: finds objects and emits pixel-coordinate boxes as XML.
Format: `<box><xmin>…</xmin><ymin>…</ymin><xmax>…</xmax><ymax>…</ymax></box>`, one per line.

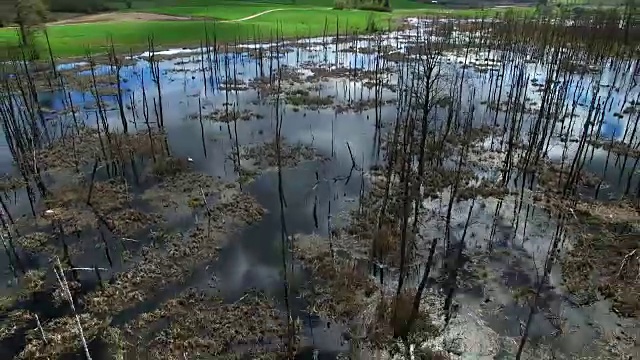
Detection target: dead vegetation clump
<box><xmin>35</xmin><ymin>128</ymin><xmax>168</xmax><ymax>171</ymax></box>
<box><xmin>19</xmin><ymin>314</ymin><xmax>111</xmax><ymax>359</ymax></box>
<box><xmin>64</xmin><ymin>72</ymin><xmax>121</xmax><ymax>96</ymax></box>
<box><xmin>52</xmin><ymin>280</ymin><xmax>84</xmax><ymax>308</ymax></box>
<box><xmin>0</xmin><ymin>175</ymin><xmax>25</xmax><ymax>192</ymax></box>
<box><xmin>104</xmin><ymin>208</ymin><xmax>160</xmax><ymax>236</ymax></box>
<box><xmin>294</xmin><ymin>235</ymin><xmax>443</xmax><ymax>354</ymax></box>
<box><xmin>190</xmin><ymin>108</ymin><xmax>262</xmax><ymax>123</ymax></box>
<box><xmin>141</xmin><ymin>171</ymin><xmax>226</xmax><ymax>213</ymax></box>
<box><xmin>442</xmin><ymin>126</ymin><xmax>498</xmax><ymax>148</ymax></box>
<box><xmin>243</xmin><ymin>45</ymin><xmax>295</xmax><ymax>60</ymax></box>
<box><xmin>124</xmin><ymin>289</ymin><xmax>290</xmax><ymax>358</ymax></box>
<box><xmin>333</xmin><ymin>98</ymin><xmax>397</xmax><ymax>114</ymax></box>
<box><xmin>0</xmin><ymin>310</ymin><xmax>35</xmax><ymax>341</ymax></box>
<box><xmin>87</xmin><ymin>189</ymin><xmax>264</xmax><ymax>316</ymax></box>
<box><xmin>219</xmin><ymin>79</ymin><xmax>249</xmax><ymax>91</ymax></box>
<box><xmin>588</xmin><ymin>139</ymin><xmax>640</xmax><ymax>158</ymax></box>
<box><xmin>0</xmin><ymin>269</ymin><xmax>46</xmax><ymax>314</ymax></box>
<box><xmin>142</xmin><ymin>167</ymin><xmax>264</xmax><ymax>225</ymax></box>
<box><xmin>561</xmin><ymin>200</ymin><xmax>640</xmax><ymax>315</ymax></box>
<box><xmin>41</xmin><ymin>178</ymin><xmax>158</xmax><ymax>237</ymax></box>
<box><xmin>523</xmin><ymin>158</ymin><xmax>601</xmax><ymax>195</ymax></box>
<box><xmin>37</xmin><ymin>206</ymin><xmax>97</xmax><ymax>235</ymax></box>
<box><xmin>455</xmin><ymin>182</ymin><xmax>512</xmax><ymax>202</ymax></box>
<box><xmin>49</xmin><ymin>180</ymin><xmax>130</xmax><ymax>214</ymax></box>
<box><xmin>367</xmin><ymin>291</ymin><xmax>440</xmax><ymax>350</ymax></box>
<box><xmin>149</xmin><ymin>156</ymin><xmax>190</xmax><ymax>178</ymax></box>
<box><xmin>340</xmin><ymin>45</ymin><xmax>397</xmax><ymax>55</ymax></box>
<box><xmin>215</xmin><ymin>192</ymin><xmax>266</xmax><ymax>225</ymax></box>
<box><xmin>303</xmin><ymin>67</ymin><xmax>392</xmax><ymax>85</ymax></box>
<box><xmin>295</xmin><ymin>235</ymin><xmax>377</xmax><ymax>321</ymax></box>
<box><xmin>85</xmin><ymin>238</ymin><xmax>192</xmax><ymax>316</ymax></box>
<box><xmin>346</xmin><ymin>207</ymin><xmax>404</xmax><ymax>267</ymax></box>
<box><xmin>285</xmin><ymin>89</ymin><xmax>334</xmax><ymax>109</ymax></box>
<box><xmin>16</xmin><ymin>232</ymin><xmax>54</xmax><ymax>253</ymax></box>
<box><xmin>21</xmin><ymin>269</ymin><xmax>47</xmax><ymax>296</ymax></box>
<box><xmin>238</xmin><ymin>139</ymin><xmax>325</xmax><ymax>173</ymax></box>
<box><xmin>248</xmin><ymin>66</ymin><xmax>304</xmax><ymax>96</ymax></box>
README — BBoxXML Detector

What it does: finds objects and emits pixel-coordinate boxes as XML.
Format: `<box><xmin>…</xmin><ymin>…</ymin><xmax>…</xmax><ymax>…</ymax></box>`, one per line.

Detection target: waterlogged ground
<box><xmin>0</xmin><ymin>18</ymin><xmax>639</xmax><ymax>359</ymax></box>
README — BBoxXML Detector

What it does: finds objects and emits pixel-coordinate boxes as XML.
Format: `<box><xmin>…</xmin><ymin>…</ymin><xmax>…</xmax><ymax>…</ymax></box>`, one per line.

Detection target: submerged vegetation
<box><xmin>0</xmin><ymin>3</ymin><xmax>639</xmax><ymax>360</ymax></box>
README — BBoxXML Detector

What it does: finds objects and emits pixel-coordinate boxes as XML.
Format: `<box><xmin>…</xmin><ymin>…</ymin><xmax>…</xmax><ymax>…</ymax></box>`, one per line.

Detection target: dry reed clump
<box><xmin>589</xmin><ymin>139</ymin><xmax>640</xmax><ymax>158</ymax></box>
<box><xmin>16</xmin><ymin>232</ymin><xmax>54</xmax><ymax>253</ymax></box>
<box><xmin>141</xmin><ymin>171</ymin><xmax>220</xmax><ymax>207</ymax></box>
<box><xmin>20</xmin><ymin>270</ymin><xmax>47</xmax><ymax>296</ymax></box>
<box><xmin>102</xmin><ymin>326</ymin><xmax>126</xmax><ymax>359</ymax></box>
<box><xmin>368</xmin><ymin>291</ymin><xmax>440</xmax><ymax>349</ymax></box>
<box><xmin>534</xmin><ymin>160</ymin><xmax>601</xmax><ymax>192</ymax></box>
<box><xmin>575</xmin><ymin>201</ymin><xmax>640</xmax><ymax>224</ymax></box>
<box><xmin>215</xmin><ymin>192</ymin><xmax>266</xmax><ymax>225</ymax></box>
<box><xmin>346</xmin><ymin>209</ymin><xmax>404</xmax><ymax>267</ymax></box>
<box><xmin>243</xmin><ymin>44</ymin><xmax>295</xmax><ymax>59</ymax></box>
<box><xmin>85</xmin><ymin>239</ymin><xmax>191</xmax><ymax>316</ymax></box>
<box><xmin>124</xmin><ymin>289</ymin><xmax>290</xmax><ymax>358</ymax></box>
<box><xmin>303</xmin><ymin>67</ymin><xmax>393</xmax><ymax>86</ymax></box>
<box><xmin>347</xmin><ymin>161</ymin><xmax>480</xmax><ymax>268</ymax></box>
<box><xmin>52</xmin><ymin>280</ymin><xmax>82</xmax><ymax>307</ymax></box>
<box><xmin>0</xmin><ymin>175</ymin><xmax>25</xmax><ymax>192</ymax></box>
<box><xmin>0</xmin><ymin>269</ymin><xmax>46</xmax><ymax>314</ymax></box>
<box><xmin>49</xmin><ymin>180</ymin><xmax>130</xmax><ymax>214</ymax></box>
<box><xmin>35</xmin><ymin>128</ymin><xmax>168</xmax><ymax>171</ymax></box>
<box><xmin>41</xmin><ymin>178</ymin><xmax>158</xmax><ymax>237</ymax></box>
<box><xmin>561</xmin><ymin>200</ymin><xmax>640</xmax><ymax>315</ymax></box>
<box><xmin>0</xmin><ymin>296</ymin><xmax>13</xmax><ymax>312</ymax></box>
<box><xmin>295</xmin><ymin>235</ymin><xmax>377</xmax><ymax>322</ymax></box>
<box><xmin>340</xmin><ymin>45</ymin><xmax>397</xmax><ymax>55</ymax></box>
<box><xmin>285</xmin><ymin>89</ymin><xmax>334</xmax><ymax>109</ymax></box>
<box><xmin>333</xmin><ymin>98</ymin><xmax>397</xmax><ymax>114</ymax></box>
<box><xmin>238</xmin><ymin>139</ymin><xmax>326</xmax><ymax>173</ymax></box>
<box><xmin>87</xmin><ymin>190</ymin><xmax>264</xmax><ymax>316</ymax></box>
<box><xmin>105</xmin><ymin>208</ymin><xmax>160</xmax><ymax>236</ymax></box>
<box><xmin>19</xmin><ymin>314</ymin><xmax>111</xmax><ymax>359</ymax></box>
<box><xmin>38</xmin><ymin>206</ymin><xmax>97</xmax><ymax>235</ymax></box>
<box><xmin>248</xmin><ymin>66</ymin><xmax>305</xmax><ymax>96</ymax></box>
<box><xmin>0</xmin><ymin>310</ymin><xmax>34</xmax><ymax>341</ymax></box>
<box><xmin>189</xmin><ymin>108</ymin><xmax>262</xmax><ymax>123</ymax></box>
<box><xmin>219</xmin><ymin>79</ymin><xmax>249</xmax><ymax>91</ymax></box>
<box><xmin>455</xmin><ymin>182</ymin><xmax>513</xmax><ymax>202</ymax></box>
<box><xmin>443</xmin><ymin>126</ymin><xmax>498</xmax><ymax>148</ymax></box>
<box><xmin>142</xmin><ymin>168</ymin><xmax>265</xmax><ymax>225</ymax></box>
<box><xmin>63</xmin><ymin>72</ymin><xmax>118</xmax><ymax>92</ymax></box>
<box><xmin>295</xmin><ymin>235</ymin><xmax>442</xmax><ymax>353</ymax></box>
<box><xmin>149</xmin><ymin>156</ymin><xmax>190</xmax><ymax>178</ymax></box>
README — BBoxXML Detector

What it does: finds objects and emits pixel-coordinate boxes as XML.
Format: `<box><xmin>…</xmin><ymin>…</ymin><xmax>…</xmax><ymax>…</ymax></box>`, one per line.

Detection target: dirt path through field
<box><xmin>47</xmin><ymin>12</ymin><xmax>192</xmax><ymax>25</ymax></box>
<box><xmin>47</xmin><ymin>7</ymin><xmax>332</xmax><ymax>26</ymax></box>
<box><xmin>218</xmin><ymin>8</ymin><xmax>330</xmax><ymax>23</ymax></box>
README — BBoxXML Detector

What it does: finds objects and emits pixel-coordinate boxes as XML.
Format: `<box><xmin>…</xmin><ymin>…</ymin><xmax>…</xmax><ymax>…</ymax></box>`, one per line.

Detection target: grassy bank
<box><xmin>0</xmin><ymin>11</ymin><xmax>393</xmax><ymax>58</ymax></box>
<box><xmin>0</xmin><ymin>0</ymin><xmax>530</xmax><ymax>59</ymax></box>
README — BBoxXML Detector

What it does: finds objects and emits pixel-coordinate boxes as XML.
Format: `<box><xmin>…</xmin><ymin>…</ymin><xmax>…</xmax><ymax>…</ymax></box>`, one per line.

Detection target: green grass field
<box><xmin>0</xmin><ymin>0</ymin><xmax>529</xmax><ymax>59</ymax></box>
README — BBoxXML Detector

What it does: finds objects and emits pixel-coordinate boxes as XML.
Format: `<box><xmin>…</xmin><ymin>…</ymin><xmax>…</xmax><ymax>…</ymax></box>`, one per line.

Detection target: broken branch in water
<box><xmin>53</xmin><ymin>257</ymin><xmax>93</xmax><ymax>360</ymax></box>
<box><xmin>69</xmin><ymin>267</ymin><xmax>109</xmax><ymax>271</ymax></box>
<box><xmin>617</xmin><ymin>248</ymin><xmax>638</xmax><ymax>279</ymax></box>
<box><xmin>346</xmin><ymin>141</ymin><xmax>360</xmax><ymax>170</ymax></box>
<box><xmin>35</xmin><ymin>314</ymin><xmax>47</xmax><ymax>344</ymax></box>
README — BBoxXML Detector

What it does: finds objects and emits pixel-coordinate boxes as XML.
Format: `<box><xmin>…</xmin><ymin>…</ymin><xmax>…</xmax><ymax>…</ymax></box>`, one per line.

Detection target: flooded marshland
<box><xmin>1</xmin><ymin>13</ymin><xmax>639</xmax><ymax>360</ymax></box>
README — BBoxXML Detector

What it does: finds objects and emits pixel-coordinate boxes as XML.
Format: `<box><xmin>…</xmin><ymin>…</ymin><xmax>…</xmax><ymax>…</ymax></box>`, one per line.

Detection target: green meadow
<box><xmin>0</xmin><ymin>0</ymin><xmax>531</xmax><ymax>58</ymax></box>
